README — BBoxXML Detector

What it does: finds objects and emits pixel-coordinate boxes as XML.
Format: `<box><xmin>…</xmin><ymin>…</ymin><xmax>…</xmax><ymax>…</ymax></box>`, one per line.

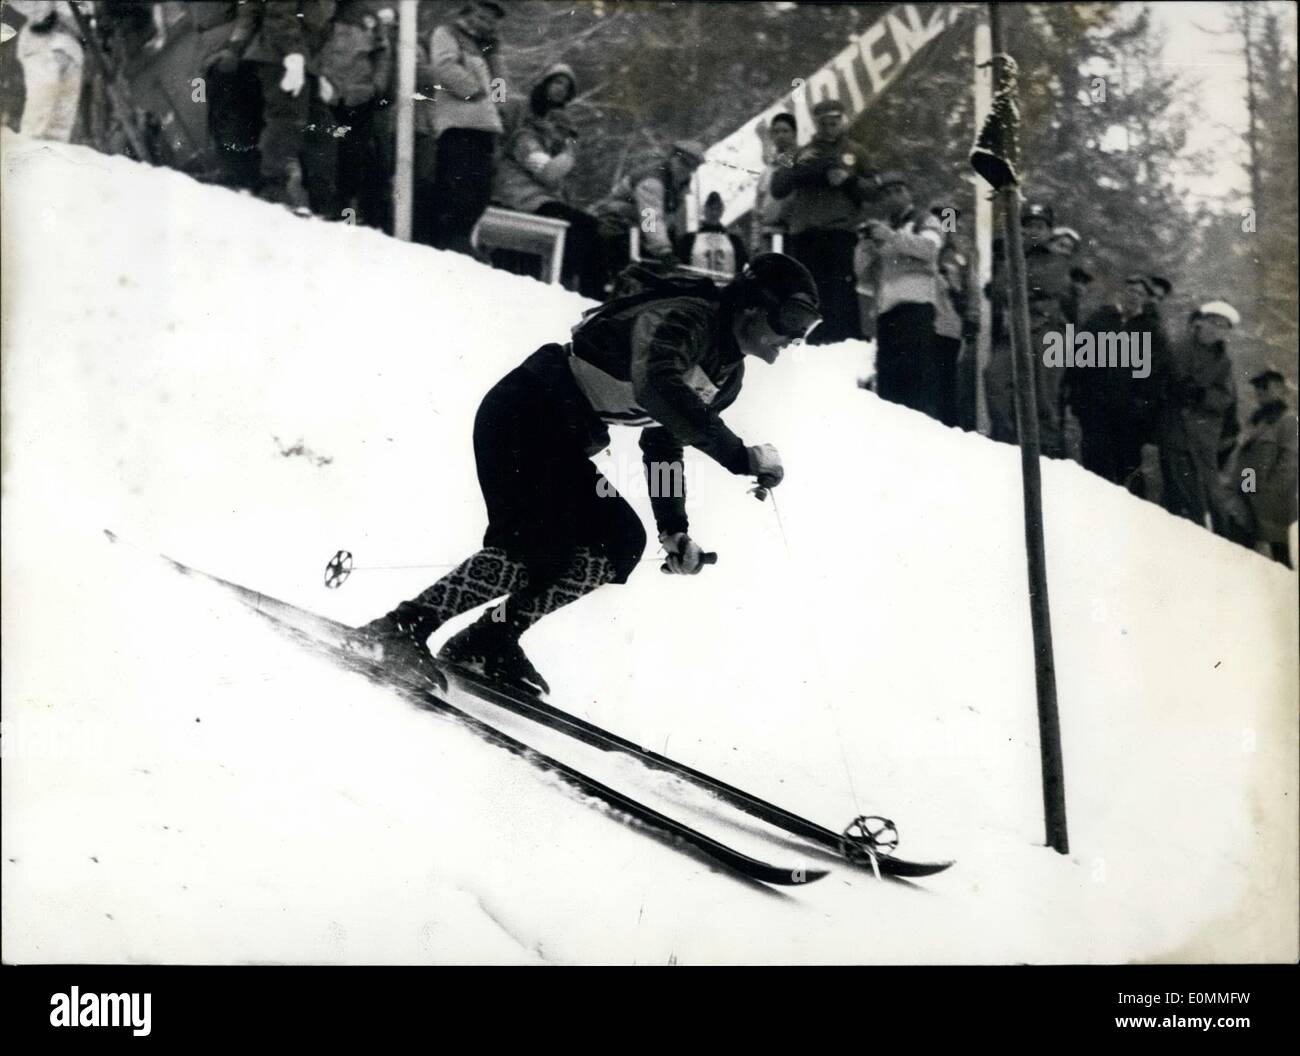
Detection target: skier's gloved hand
<box><xmin>280</xmin><ymin>53</ymin><xmax>306</xmax><ymax>97</ymax></box>
<box><xmin>659</xmin><ymin>531</ymin><xmax>706</xmax><ymax>575</ymax></box>
<box><xmin>747</xmin><ymin>443</ymin><xmax>784</xmax><ymax>488</ymax></box>
<box><xmin>318</xmin><ymin>75</ymin><xmax>337</xmax><ymax>104</ymax></box>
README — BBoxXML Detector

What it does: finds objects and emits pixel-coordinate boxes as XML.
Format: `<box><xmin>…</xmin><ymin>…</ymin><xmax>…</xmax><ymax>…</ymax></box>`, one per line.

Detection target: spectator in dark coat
<box><xmin>427</xmin><ymin>0</ymin><xmax>507</xmax><ymax>255</ymax></box>
<box><xmin>1064</xmin><ymin>275</ymin><xmax>1170</xmax><ymax>488</ymax></box>
<box><xmin>324</xmin><ymin>1</ymin><xmax>395</xmax><ymax>231</ymax></box>
<box><xmin>492</xmin><ymin>62</ymin><xmax>604</xmax><ymax>297</ymax></box>
<box><xmin>1221</xmin><ymin>367</ymin><xmax>1298</xmax><ymax>566</ymax></box>
<box><xmin>197</xmin><ymin>1</ymin><xmax>263</xmax><ymax>192</ymax></box>
<box><xmin>1158</xmin><ymin>301</ymin><xmax>1241</xmax><ymax>529</ymax></box>
<box><xmin>770</xmin><ymin>97</ymin><xmax>879</xmax><ymax>344</ymax></box>
<box><xmin>235</xmin><ymin>0</ymin><xmax>341</xmax><ymax>214</ymax></box>
<box><xmin>676</xmin><ymin>192</ymin><xmax>749</xmax><ymax>279</ymax></box>
<box><xmin>985</xmin><ymin>201</ymin><xmax>1078</xmax><ymax>455</ymax></box>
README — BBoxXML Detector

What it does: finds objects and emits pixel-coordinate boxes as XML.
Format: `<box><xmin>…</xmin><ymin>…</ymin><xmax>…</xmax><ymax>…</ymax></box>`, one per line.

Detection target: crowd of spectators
<box><xmin>4</xmin><ymin>1</ymin><xmax>1293</xmax><ymax>565</ymax></box>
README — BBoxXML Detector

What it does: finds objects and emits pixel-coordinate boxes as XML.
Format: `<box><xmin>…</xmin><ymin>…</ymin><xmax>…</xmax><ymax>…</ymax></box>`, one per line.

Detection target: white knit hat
<box><xmin>1196</xmin><ymin>301</ymin><xmax>1240</xmax><ymax>327</ymax></box>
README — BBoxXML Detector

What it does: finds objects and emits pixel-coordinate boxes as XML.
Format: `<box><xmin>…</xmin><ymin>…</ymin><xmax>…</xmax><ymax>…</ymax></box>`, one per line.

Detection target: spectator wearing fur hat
<box><xmin>1158</xmin><ymin>301</ymin><xmax>1241</xmax><ymax>529</ymax></box>
<box><xmin>1221</xmin><ymin>366</ymin><xmax>1297</xmax><ymax>567</ymax></box>
<box><xmin>770</xmin><ymin>97</ymin><xmax>879</xmax><ymax>343</ymax></box>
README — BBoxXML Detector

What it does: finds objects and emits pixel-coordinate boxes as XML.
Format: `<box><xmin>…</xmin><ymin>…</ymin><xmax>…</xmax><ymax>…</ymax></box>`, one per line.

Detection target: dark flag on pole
<box><xmin>970</xmin><ymin>54</ymin><xmax>1022</xmax><ymax>190</ymax></box>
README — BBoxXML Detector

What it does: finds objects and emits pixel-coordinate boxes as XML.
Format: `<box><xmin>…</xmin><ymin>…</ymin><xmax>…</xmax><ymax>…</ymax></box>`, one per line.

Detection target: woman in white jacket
<box><xmin>11</xmin><ymin>1</ymin><xmax>83</xmax><ymax>142</ymax></box>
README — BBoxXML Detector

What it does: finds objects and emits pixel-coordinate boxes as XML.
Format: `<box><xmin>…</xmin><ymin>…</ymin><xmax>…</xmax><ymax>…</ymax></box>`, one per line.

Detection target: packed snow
<box><xmin>2</xmin><ymin>132</ymin><xmax>1296</xmax><ymax>964</ymax></box>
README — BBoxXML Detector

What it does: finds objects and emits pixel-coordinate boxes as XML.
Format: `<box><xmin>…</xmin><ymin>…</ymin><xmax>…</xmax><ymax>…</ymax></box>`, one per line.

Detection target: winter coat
<box><xmin>242</xmin><ymin>1</ymin><xmax>338</xmax><ymax>69</ymax></box>
<box><xmin>990</xmin><ymin>242</ymin><xmax>1078</xmax><ymax>335</ymax></box>
<box><xmin>1159</xmin><ymin>334</ymin><xmax>1238</xmax><ymax>452</ymax></box>
<box><xmin>426</xmin><ymin>20</ymin><xmax>503</xmax><ymax>138</ymax></box>
<box><xmin>10</xmin><ymin>0</ymin><xmax>82</xmax><ymax>63</ymax></box>
<box><xmin>592</xmin><ymin>157</ymin><xmax>691</xmax><ymax>259</ymax></box>
<box><xmin>934</xmin><ymin>244</ymin><xmax>976</xmax><ymax>342</ymax></box>
<box><xmin>566</xmin><ymin>275</ymin><xmax>750</xmax><ymax>534</ymax></box>
<box><xmin>1223</xmin><ymin>401</ymin><xmax>1299</xmax><ymax>543</ymax></box>
<box><xmin>1157</xmin><ymin>334</ymin><xmax>1239</xmax><ymax>517</ymax></box>
<box><xmin>872</xmin><ymin>206</ymin><xmax>944</xmax><ymax>317</ymax></box>
<box><xmin>316</xmin><ymin>1</ymin><xmax>392</xmax><ymax>107</ymax></box>
<box><xmin>492</xmin><ymin>63</ymin><xmax>578</xmax><ymax>213</ymax></box>
<box><xmin>1065</xmin><ymin>303</ymin><xmax>1170</xmax><ymax>435</ymax></box>
<box><xmin>768</xmin><ymin>134</ymin><xmax>877</xmax><ymax>235</ymax></box>
<box><xmin>752</xmin><ymin>155</ymin><xmax>792</xmax><ymax>246</ymax></box>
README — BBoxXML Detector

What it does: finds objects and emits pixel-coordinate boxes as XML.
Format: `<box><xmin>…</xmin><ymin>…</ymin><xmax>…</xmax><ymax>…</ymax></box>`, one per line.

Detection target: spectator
<box><xmin>1047</xmin><ymin>224</ymin><xmax>1096</xmax><ymax>317</ymax></box>
<box><xmin>1048</xmin><ymin>225</ymin><xmax>1080</xmax><ymax>258</ymax></box>
<box><xmin>9</xmin><ymin>0</ymin><xmax>82</xmax><ymax>142</ymax></box>
<box><xmin>1157</xmin><ymin>301</ymin><xmax>1241</xmax><ymax>529</ymax></box>
<box><xmin>751</xmin><ymin>111</ymin><xmax>796</xmax><ymax>253</ymax></box>
<box><xmin>932</xmin><ymin>205</ymin><xmax>974</xmax><ymax>429</ymax></box>
<box><xmin>985</xmin><ymin>201</ymin><xmax>1077</xmax><ymax>455</ymax></box>
<box><xmin>676</xmin><ymin>191</ymin><xmax>748</xmax><ymax>279</ymax></box>
<box><xmin>492</xmin><ymin>62</ymin><xmax>604</xmax><ymax>297</ymax></box>
<box><xmin>945</xmin><ymin>240</ymin><xmax>983</xmax><ymax>431</ymax></box>
<box><xmin>322</xmin><ymin>1</ymin><xmax>395</xmax><ymax>230</ymax></box>
<box><xmin>427</xmin><ymin>0</ymin><xmax>507</xmax><ymax>255</ymax></box>
<box><xmin>197</xmin><ymin>1</ymin><xmax>263</xmax><ymax>192</ymax></box>
<box><xmin>770</xmin><ymin>97</ymin><xmax>878</xmax><ymax>344</ymax></box>
<box><xmin>1222</xmin><ymin>366</ymin><xmax>1298</xmax><ymax>567</ymax></box>
<box><xmin>239</xmin><ymin>0</ymin><xmax>341</xmax><ymax>214</ymax></box>
<box><xmin>1063</xmin><ymin>274</ymin><xmax>1170</xmax><ymax>488</ymax></box>
<box><xmin>859</xmin><ymin>172</ymin><xmax>943</xmax><ymax>416</ymax></box>
<box><xmin>592</xmin><ymin>138</ymin><xmax>705</xmax><ymax>278</ymax></box>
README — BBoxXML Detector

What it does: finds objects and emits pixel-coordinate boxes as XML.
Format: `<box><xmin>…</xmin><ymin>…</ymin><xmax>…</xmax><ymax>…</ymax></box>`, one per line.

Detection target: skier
<box><xmin>357</xmin><ymin>253</ymin><xmax>822</xmax><ymax>695</ymax></box>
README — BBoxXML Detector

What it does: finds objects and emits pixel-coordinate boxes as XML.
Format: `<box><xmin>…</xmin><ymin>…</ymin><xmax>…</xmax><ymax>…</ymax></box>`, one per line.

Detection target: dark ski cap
<box><xmin>742</xmin><ymin>253</ymin><xmax>821</xmax><ymax>338</ymax></box>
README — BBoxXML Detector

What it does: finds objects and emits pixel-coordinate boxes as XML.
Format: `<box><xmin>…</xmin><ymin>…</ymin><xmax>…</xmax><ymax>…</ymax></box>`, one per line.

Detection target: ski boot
<box><xmin>437</xmin><ymin>616</ymin><xmax>550</xmax><ymax>697</ymax></box>
<box><xmin>352</xmin><ymin>605</ymin><xmax>448</xmax><ymax>693</ymax></box>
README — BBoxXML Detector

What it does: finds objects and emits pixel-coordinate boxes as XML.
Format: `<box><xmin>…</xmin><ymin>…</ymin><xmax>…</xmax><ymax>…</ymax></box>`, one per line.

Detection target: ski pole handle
<box><xmin>659</xmin><ymin>551</ymin><xmax>718</xmax><ymax>574</ymax></box>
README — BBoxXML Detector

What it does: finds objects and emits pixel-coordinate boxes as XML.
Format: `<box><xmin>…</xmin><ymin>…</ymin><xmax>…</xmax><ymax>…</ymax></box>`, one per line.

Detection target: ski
<box><xmin>106</xmin><ymin>530</ymin><xmax>948</xmax><ymax>879</ymax></box>
<box><xmin>441</xmin><ymin>663</ymin><xmax>954</xmax><ymax>879</ymax></box>
<box><xmin>105</xmin><ymin>531</ymin><xmax>826</xmax><ymax>887</ymax></box>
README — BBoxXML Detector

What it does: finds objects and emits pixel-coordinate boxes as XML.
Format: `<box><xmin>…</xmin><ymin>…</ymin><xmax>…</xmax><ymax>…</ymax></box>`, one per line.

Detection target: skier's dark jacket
<box><xmin>563</xmin><ymin>268</ymin><xmax>751</xmax><ymax>536</ymax></box>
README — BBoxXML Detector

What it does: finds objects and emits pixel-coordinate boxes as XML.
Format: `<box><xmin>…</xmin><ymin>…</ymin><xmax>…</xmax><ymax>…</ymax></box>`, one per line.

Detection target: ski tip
<box><xmin>103</xmin><ymin>528</ymin><xmax>118</xmax><ymax>543</ymax></box>
<box><xmin>884</xmin><ymin>859</ymin><xmax>955</xmax><ymax>878</ymax></box>
<box><xmin>774</xmin><ymin>866</ymin><xmax>830</xmax><ymax>886</ymax></box>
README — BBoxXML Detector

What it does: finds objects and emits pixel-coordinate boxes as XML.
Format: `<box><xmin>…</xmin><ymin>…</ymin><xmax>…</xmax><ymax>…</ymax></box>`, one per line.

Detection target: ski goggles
<box><xmin>769</xmin><ymin>292</ymin><xmax>823</xmax><ymax>341</ymax></box>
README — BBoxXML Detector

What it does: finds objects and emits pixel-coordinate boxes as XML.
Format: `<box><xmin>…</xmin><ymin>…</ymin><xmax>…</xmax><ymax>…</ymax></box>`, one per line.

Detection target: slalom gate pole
<box><xmin>393</xmin><ymin>0</ymin><xmax>417</xmax><ymax>241</ymax></box>
<box><xmin>975</xmin><ymin>3</ymin><xmax>1069</xmax><ymax>855</ymax></box>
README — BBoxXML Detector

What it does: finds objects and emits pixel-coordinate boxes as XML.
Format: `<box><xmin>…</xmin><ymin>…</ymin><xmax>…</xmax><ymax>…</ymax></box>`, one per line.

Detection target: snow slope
<box><xmin>3</xmin><ymin>133</ymin><xmax>1296</xmax><ymax>964</ymax></box>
